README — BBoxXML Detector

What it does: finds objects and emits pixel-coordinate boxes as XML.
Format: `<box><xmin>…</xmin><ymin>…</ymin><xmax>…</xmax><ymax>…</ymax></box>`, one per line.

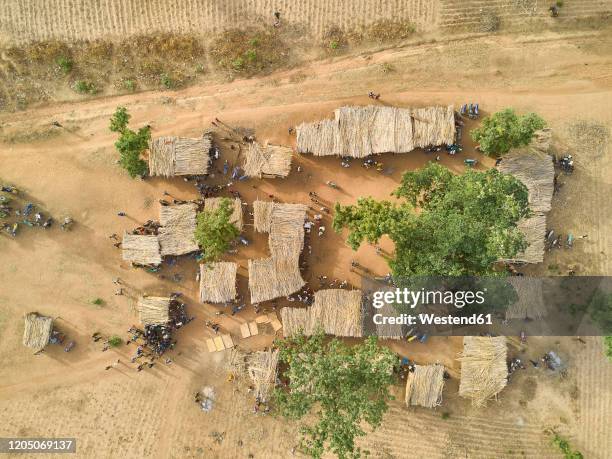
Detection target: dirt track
<box><xmin>1</xmin><ymin>23</ymin><xmax>612</xmax><ymax>459</ymax></box>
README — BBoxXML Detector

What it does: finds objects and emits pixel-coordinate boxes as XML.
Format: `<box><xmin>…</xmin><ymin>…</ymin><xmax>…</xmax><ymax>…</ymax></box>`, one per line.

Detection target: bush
<box><xmin>74</xmin><ymin>80</ymin><xmax>97</xmax><ymax>94</ymax></box>
<box><xmin>123</xmin><ymin>79</ymin><xmax>136</xmax><ymax>92</ymax></box>
<box><xmin>108</xmin><ymin>335</ymin><xmax>123</xmax><ymax>347</ymax></box>
<box><xmin>471</xmin><ymin>109</ymin><xmax>546</xmax><ymax>157</ymax></box>
<box><xmin>56</xmin><ymin>56</ymin><xmax>73</xmax><ymax>74</ymax></box>
<box><xmin>160</xmin><ymin>73</ymin><xmax>175</xmax><ymax>89</ymax></box>
<box><xmin>109</xmin><ymin>107</ymin><xmax>150</xmax><ymax>178</ymax></box>
<box><xmin>92</xmin><ymin>298</ymin><xmax>105</xmax><ymax>306</ymax></box>
<box><xmin>604</xmin><ymin>336</ymin><xmax>612</xmax><ymax>361</ymax></box>
<box><xmin>329</xmin><ymin>40</ymin><xmax>339</xmax><ymax>50</ymax></box>
<box><xmin>551</xmin><ymin>433</ymin><xmax>583</xmax><ymax>459</ymax></box>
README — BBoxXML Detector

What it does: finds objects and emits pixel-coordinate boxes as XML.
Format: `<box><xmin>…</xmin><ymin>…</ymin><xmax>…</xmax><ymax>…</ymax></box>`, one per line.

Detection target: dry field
<box><xmin>0</xmin><ymin>8</ymin><xmax>612</xmax><ymax>459</ymax></box>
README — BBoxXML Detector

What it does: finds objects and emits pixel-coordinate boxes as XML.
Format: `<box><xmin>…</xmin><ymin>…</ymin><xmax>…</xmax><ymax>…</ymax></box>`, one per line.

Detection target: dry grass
<box><xmin>362</xmin><ymin>20</ymin><xmax>416</xmax><ymax>42</ymax></box>
<box><xmin>210</xmin><ymin>28</ymin><xmax>288</xmax><ymax>77</ymax></box>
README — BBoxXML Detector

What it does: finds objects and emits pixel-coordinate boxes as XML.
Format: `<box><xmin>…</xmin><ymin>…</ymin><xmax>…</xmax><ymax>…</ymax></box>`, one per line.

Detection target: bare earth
<box><xmin>1</xmin><ymin>20</ymin><xmax>612</xmax><ymax>459</ymax></box>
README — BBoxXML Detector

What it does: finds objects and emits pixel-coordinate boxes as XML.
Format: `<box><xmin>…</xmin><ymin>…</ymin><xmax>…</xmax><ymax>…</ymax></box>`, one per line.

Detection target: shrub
<box><xmin>604</xmin><ymin>336</ymin><xmax>612</xmax><ymax>361</ymax></box>
<box><xmin>74</xmin><ymin>80</ymin><xmax>97</xmax><ymax>94</ymax></box>
<box><xmin>109</xmin><ymin>106</ymin><xmax>150</xmax><ymax>178</ymax></box>
<box><xmin>194</xmin><ymin>198</ymin><xmax>240</xmax><ymax>261</ymax></box>
<box><xmin>92</xmin><ymin>298</ymin><xmax>105</xmax><ymax>306</ymax></box>
<box><xmin>160</xmin><ymin>73</ymin><xmax>175</xmax><ymax>89</ymax></box>
<box><xmin>56</xmin><ymin>56</ymin><xmax>73</xmax><ymax>74</ymax></box>
<box><xmin>329</xmin><ymin>39</ymin><xmax>339</xmax><ymax>50</ymax></box>
<box><xmin>108</xmin><ymin>335</ymin><xmax>123</xmax><ymax>347</ymax></box>
<box><xmin>123</xmin><ymin>79</ymin><xmax>136</xmax><ymax>92</ymax></box>
<box><xmin>551</xmin><ymin>433</ymin><xmax>583</xmax><ymax>459</ymax></box>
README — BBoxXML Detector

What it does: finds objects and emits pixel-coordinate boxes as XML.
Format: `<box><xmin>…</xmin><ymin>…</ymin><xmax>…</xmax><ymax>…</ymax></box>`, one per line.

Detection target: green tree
<box><xmin>334</xmin><ymin>163</ymin><xmax>530</xmax><ymax>277</ymax></box>
<box><xmin>194</xmin><ymin>198</ymin><xmax>239</xmax><ymax>261</ymax></box>
<box><xmin>109</xmin><ymin>107</ymin><xmax>150</xmax><ymax>178</ymax></box>
<box><xmin>471</xmin><ymin>108</ymin><xmax>546</xmax><ymax>157</ymax></box>
<box><xmin>274</xmin><ymin>331</ymin><xmax>397</xmax><ymax>459</ymax></box>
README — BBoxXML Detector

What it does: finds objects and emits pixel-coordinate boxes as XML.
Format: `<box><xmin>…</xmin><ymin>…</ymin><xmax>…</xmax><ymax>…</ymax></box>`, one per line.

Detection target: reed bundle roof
<box><xmin>199</xmin><ymin>262</ymin><xmax>237</xmax><ymax>303</ymax></box>
<box><xmin>244</xmin><ymin>142</ymin><xmax>293</xmax><ymax>178</ymax></box>
<box><xmin>280</xmin><ymin>289</ymin><xmax>364</xmax><ymax>337</ymax></box>
<box><xmin>122</xmin><ymin>233</ymin><xmax>162</xmax><ymax>266</ymax></box>
<box><xmin>505</xmin><ymin>276</ymin><xmax>547</xmax><ymax>320</ymax></box>
<box><xmin>137</xmin><ymin>296</ymin><xmax>170</xmax><ymax>326</ymax></box>
<box><xmin>501</xmin><ymin>215</ymin><xmax>547</xmax><ymax>264</ymax></box>
<box><xmin>245</xmin><ymin>349</ymin><xmax>279</xmax><ymax>402</ymax></box>
<box><xmin>158</xmin><ymin>203</ymin><xmax>198</xmax><ymax>256</ymax></box>
<box><xmin>23</xmin><ymin>312</ymin><xmax>53</xmax><ymax>353</ymax></box>
<box><xmin>149</xmin><ymin>134</ymin><xmax>211</xmax><ymax>177</ymax></box>
<box><xmin>458</xmin><ymin>336</ymin><xmax>508</xmax><ymax>407</ymax></box>
<box><xmin>204</xmin><ymin>197</ymin><xmax>243</xmax><ymax>231</ymax></box>
<box><xmin>405</xmin><ymin>364</ymin><xmax>445</xmax><ymax>408</ymax></box>
<box><xmin>296</xmin><ymin>105</ymin><xmax>455</xmax><ymax>158</ymax></box>
<box><xmin>498</xmin><ymin>150</ymin><xmax>554</xmax><ymax>214</ymax></box>
<box><xmin>249</xmin><ymin>201</ymin><xmax>307</xmax><ymax>302</ymax></box>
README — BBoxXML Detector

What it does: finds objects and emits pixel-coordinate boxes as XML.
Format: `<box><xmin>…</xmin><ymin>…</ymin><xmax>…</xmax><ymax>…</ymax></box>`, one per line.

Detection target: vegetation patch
<box><xmin>322</xmin><ymin>27</ymin><xmax>349</xmax><ymax>54</ymax></box>
<box><xmin>210</xmin><ymin>28</ymin><xmax>288</xmax><ymax>76</ymax></box>
<box><xmin>194</xmin><ymin>198</ymin><xmax>240</xmax><ymax>261</ymax></box>
<box><xmin>109</xmin><ymin>106</ymin><xmax>150</xmax><ymax>178</ymax></box>
<box><xmin>550</xmin><ymin>433</ymin><xmax>583</xmax><ymax>459</ymax></box>
<box><xmin>363</xmin><ymin>20</ymin><xmax>416</xmax><ymax>42</ymax></box>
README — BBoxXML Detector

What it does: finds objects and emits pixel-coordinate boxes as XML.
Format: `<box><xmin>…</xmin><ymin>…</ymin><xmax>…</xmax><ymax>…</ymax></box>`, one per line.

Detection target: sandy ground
<box><xmin>1</xmin><ymin>25</ymin><xmax>612</xmax><ymax>458</ymax></box>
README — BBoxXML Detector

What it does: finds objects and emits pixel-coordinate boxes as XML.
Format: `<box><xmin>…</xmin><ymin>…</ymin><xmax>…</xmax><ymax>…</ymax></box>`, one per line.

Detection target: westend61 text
<box><xmin>372</xmin><ymin>313</ymin><xmax>493</xmax><ymax>326</ymax></box>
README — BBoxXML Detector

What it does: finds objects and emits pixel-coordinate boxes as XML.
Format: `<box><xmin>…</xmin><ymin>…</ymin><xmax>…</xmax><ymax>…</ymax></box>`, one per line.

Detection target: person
<box><xmin>273</xmin><ymin>11</ymin><xmax>281</xmax><ymax>27</ymax></box>
<box><xmin>115</xmin><ymin>288</ymin><xmax>123</xmax><ymax>296</ymax></box>
<box><xmin>51</xmin><ymin>121</ymin><xmax>63</xmax><ymax>128</ymax></box>
<box><xmin>549</xmin><ymin>5</ymin><xmax>559</xmax><ymax>17</ymax></box>
<box><xmin>117</xmin><ymin>212</ymin><xmax>126</xmax><ymax>217</ymax></box>
<box><xmin>113</xmin><ymin>277</ymin><xmax>122</xmax><ymax>285</ymax></box>
<box><xmin>368</xmin><ymin>91</ymin><xmax>380</xmax><ymax>100</ymax></box>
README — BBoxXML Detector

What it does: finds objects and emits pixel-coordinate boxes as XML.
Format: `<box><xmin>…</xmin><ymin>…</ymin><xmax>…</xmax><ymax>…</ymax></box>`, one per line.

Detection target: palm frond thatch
<box><xmin>246</xmin><ymin>349</ymin><xmax>279</xmax><ymax>403</ymax></box>
<box><xmin>501</xmin><ymin>215</ymin><xmax>547</xmax><ymax>264</ymax></box>
<box><xmin>505</xmin><ymin>276</ymin><xmax>547</xmax><ymax>320</ymax></box>
<box><xmin>199</xmin><ymin>262</ymin><xmax>238</xmax><ymax>303</ymax></box>
<box><xmin>405</xmin><ymin>364</ymin><xmax>445</xmax><ymax>408</ymax></box>
<box><xmin>158</xmin><ymin>203</ymin><xmax>199</xmax><ymax>256</ymax></box>
<box><xmin>122</xmin><ymin>233</ymin><xmax>162</xmax><ymax>266</ymax></box>
<box><xmin>280</xmin><ymin>289</ymin><xmax>364</xmax><ymax>337</ymax></box>
<box><xmin>204</xmin><ymin>197</ymin><xmax>243</xmax><ymax>231</ymax></box>
<box><xmin>244</xmin><ymin>142</ymin><xmax>293</xmax><ymax>178</ymax></box>
<box><xmin>458</xmin><ymin>336</ymin><xmax>508</xmax><ymax>407</ymax></box>
<box><xmin>149</xmin><ymin>134</ymin><xmax>211</xmax><ymax>177</ymax></box>
<box><xmin>296</xmin><ymin>105</ymin><xmax>455</xmax><ymax>158</ymax></box>
<box><xmin>137</xmin><ymin>296</ymin><xmax>170</xmax><ymax>326</ymax></box>
<box><xmin>23</xmin><ymin>312</ymin><xmax>53</xmax><ymax>353</ymax></box>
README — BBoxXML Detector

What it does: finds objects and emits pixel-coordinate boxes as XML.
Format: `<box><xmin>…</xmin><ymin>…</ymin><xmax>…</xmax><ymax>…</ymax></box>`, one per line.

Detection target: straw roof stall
<box><xmin>199</xmin><ymin>262</ymin><xmax>237</xmax><ymax>303</ymax></box>
<box><xmin>280</xmin><ymin>289</ymin><xmax>364</xmax><ymax>337</ymax></box>
<box><xmin>244</xmin><ymin>142</ymin><xmax>293</xmax><ymax>178</ymax></box>
<box><xmin>405</xmin><ymin>364</ymin><xmax>445</xmax><ymax>408</ymax></box>
<box><xmin>296</xmin><ymin>105</ymin><xmax>455</xmax><ymax>158</ymax></box>
<box><xmin>149</xmin><ymin>134</ymin><xmax>211</xmax><ymax>177</ymax></box>
<box><xmin>500</xmin><ymin>215</ymin><xmax>547</xmax><ymax>264</ymax></box>
<box><xmin>505</xmin><ymin>276</ymin><xmax>547</xmax><ymax>320</ymax></box>
<box><xmin>204</xmin><ymin>197</ymin><xmax>243</xmax><ymax>231</ymax></box>
<box><xmin>245</xmin><ymin>349</ymin><xmax>279</xmax><ymax>402</ymax></box>
<box><xmin>249</xmin><ymin>201</ymin><xmax>307</xmax><ymax>303</ymax></box>
<box><xmin>458</xmin><ymin>336</ymin><xmax>508</xmax><ymax>407</ymax></box>
<box><xmin>122</xmin><ymin>233</ymin><xmax>162</xmax><ymax>266</ymax></box>
<box><xmin>158</xmin><ymin>203</ymin><xmax>199</xmax><ymax>256</ymax></box>
<box><xmin>498</xmin><ymin>151</ymin><xmax>554</xmax><ymax>214</ymax></box>
<box><xmin>137</xmin><ymin>296</ymin><xmax>171</xmax><ymax>326</ymax></box>
<box><xmin>23</xmin><ymin>312</ymin><xmax>53</xmax><ymax>353</ymax></box>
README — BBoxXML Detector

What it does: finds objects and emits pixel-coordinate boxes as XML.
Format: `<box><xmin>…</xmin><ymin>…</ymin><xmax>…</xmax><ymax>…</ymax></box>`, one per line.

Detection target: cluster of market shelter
<box><xmin>26</xmin><ymin>104</ymin><xmax>555</xmax><ymax>408</ymax></box>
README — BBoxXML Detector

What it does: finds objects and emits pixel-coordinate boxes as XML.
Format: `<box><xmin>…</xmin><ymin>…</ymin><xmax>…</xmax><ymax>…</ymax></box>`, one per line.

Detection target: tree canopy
<box><xmin>109</xmin><ymin>106</ymin><xmax>150</xmax><ymax>178</ymax></box>
<box><xmin>274</xmin><ymin>331</ymin><xmax>397</xmax><ymax>459</ymax></box>
<box><xmin>333</xmin><ymin>163</ymin><xmax>530</xmax><ymax>277</ymax></box>
<box><xmin>471</xmin><ymin>108</ymin><xmax>546</xmax><ymax>157</ymax></box>
<box><xmin>194</xmin><ymin>198</ymin><xmax>240</xmax><ymax>261</ymax></box>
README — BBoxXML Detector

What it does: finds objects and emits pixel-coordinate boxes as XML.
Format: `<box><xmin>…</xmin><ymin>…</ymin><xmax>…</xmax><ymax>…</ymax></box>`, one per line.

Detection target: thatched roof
<box><xmin>149</xmin><ymin>134</ymin><xmax>211</xmax><ymax>177</ymax></box>
<box><xmin>23</xmin><ymin>312</ymin><xmax>53</xmax><ymax>353</ymax></box>
<box><xmin>158</xmin><ymin>203</ymin><xmax>199</xmax><ymax>256</ymax></box>
<box><xmin>249</xmin><ymin>201</ymin><xmax>307</xmax><ymax>303</ymax></box>
<box><xmin>501</xmin><ymin>215</ymin><xmax>547</xmax><ymax>264</ymax></box>
<box><xmin>458</xmin><ymin>336</ymin><xmax>508</xmax><ymax>407</ymax></box>
<box><xmin>199</xmin><ymin>262</ymin><xmax>237</xmax><ymax>303</ymax></box>
<box><xmin>405</xmin><ymin>364</ymin><xmax>445</xmax><ymax>408</ymax></box>
<box><xmin>246</xmin><ymin>349</ymin><xmax>279</xmax><ymax>403</ymax></box>
<box><xmin>498</xmin><ymin>151</ymin><xmax>554</xmax><ymax>214</ymax></box>
<box><xmin>244</xmin><ymin>142</ymin><xmax>293</xmax><ymax>178</ymax></box>
<box><xmin>505</xmin><ymin>277</ymin><xmax>547</xmax><ymax>320</ymax></box>
<box><xmin>122</xmin><ymin>233</ymin><xmax>162</xmax><ymax>266</ymax></box>
<box><xmin>249</xmin><ymin>257</ymin><xmax>305</xmax><ymax>304</ymax></box>
<box><xmin>296</xmin><ymin>105</ymin><xmax>455</xmax><ymax>158</ymax></box>
<box><xmin>204</xmin><ymin>197</ymin><xmax>243</xmax><ymax>231</ymax></box>
<box><xmin>280</xmin><ymin>289</ymin><xmax>364</xmax><ymax>337</ymax></box>
<box><xmin>137</xmin><ymin>296</ymin><xmax>170</xmax><ymax>326</ymax></box>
